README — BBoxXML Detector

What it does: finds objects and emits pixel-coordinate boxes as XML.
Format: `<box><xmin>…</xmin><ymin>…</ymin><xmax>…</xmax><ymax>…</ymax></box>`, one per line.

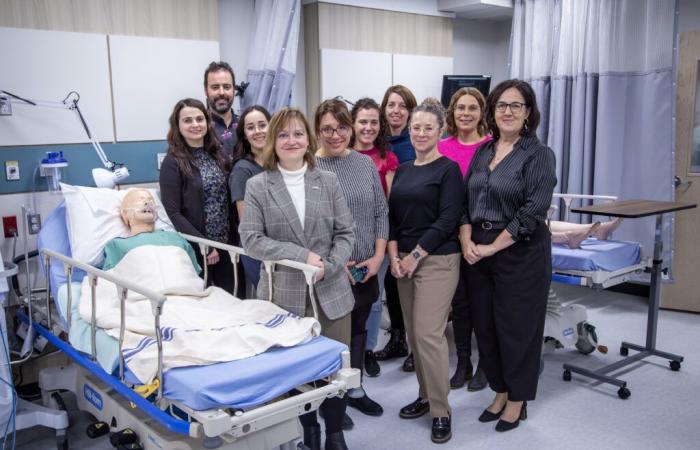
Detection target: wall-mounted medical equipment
<box><xmin>0</xmin><ymin>90</ymin><xmax>129</xmax><ymax>189</ymax></box>
<box><xmin>40</xmin><ymin>152</ymin><xmax>68</xmax><ymax>195</ymax></box>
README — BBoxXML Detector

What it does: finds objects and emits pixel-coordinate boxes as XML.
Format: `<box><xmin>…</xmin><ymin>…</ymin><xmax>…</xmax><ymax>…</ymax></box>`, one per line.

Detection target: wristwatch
<box><xmin>411</xmin><ymin>249</ymin><xmax>422</xmax><ymax>261</ymax></box>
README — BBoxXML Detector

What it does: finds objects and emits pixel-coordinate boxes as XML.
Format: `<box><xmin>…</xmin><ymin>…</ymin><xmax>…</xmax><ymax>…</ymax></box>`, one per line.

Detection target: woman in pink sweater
<box><xmin>438</xmin><ymin>87</ymin><xmax>491</xmax><ymax>392</ymax></box>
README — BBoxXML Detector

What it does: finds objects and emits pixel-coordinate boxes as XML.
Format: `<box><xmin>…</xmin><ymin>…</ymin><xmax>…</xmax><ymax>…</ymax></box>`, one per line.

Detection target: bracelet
<box><xmin>390</xmin><ymin>256</ymin><xmax>401</xmax><ymax>262</ymax></box>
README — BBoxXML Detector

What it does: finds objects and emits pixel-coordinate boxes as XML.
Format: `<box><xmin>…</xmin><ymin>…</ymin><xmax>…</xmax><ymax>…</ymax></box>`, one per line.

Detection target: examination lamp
<box><xmin>0</xmin><ymin>90</ymin><xmax>129</xmax><ymax>189</ymax></box>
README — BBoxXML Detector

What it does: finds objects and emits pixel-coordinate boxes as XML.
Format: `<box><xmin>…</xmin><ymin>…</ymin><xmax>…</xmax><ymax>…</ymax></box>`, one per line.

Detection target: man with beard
<box><xmin>204</xmin><ymin>61</ymin><xmax>239</xmax><ymax>158</ymax></box>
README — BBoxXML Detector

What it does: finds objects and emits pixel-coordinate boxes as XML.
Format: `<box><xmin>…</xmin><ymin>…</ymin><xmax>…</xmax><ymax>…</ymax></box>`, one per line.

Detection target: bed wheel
<box><xmin>617</xmin><ymin>387</ymin><xmax>631</xmax><ymax>400</ymax></box>
<box><xmin>670</xmin><ymin>360</ymin><xmax>681</xmax><ymax>371</ymax></box>
<box><xmin>562</xmin><ymin>370</ymin><xmax>572</xmax><ymax>382</ymax></box>
<box><xmin>620</xmin><ymin>346</ymin><xmax>629</xmax><ymax>356</ymax></box>
<box><xmin>575</xmin><ymin>322</ymin><xmax>598</xmax><ymax>354</ymax></box>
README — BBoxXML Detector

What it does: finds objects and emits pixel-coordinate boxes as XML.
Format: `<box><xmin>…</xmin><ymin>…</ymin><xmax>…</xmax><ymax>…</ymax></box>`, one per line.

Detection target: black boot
<box><xmin>303</xmin><ymin>424</ymin><xmax>321</xmax><ymax>450</ymax></box>
<box><xmin>450</xmin><ymin>355</ymin><xmax>473</xmax><ymax>389</ymax></box>
<box><xmin>401</xmin><ymin>353</ymin><xmax>415</xmax><ymax>372</ymax></box>
<box><xmin>467</xmin><ymin>365</ymin><xmax>488</xmax><ymax>392</ymax></box>
<box><xmin>374</xmin><ymin>328</ymin><xmax>408</xmax><ymax>361</ymax></box>
<box><xmin>325</xmin><ymin>431</ymin><xmax>349</xmax><ymax>450</ymax></box>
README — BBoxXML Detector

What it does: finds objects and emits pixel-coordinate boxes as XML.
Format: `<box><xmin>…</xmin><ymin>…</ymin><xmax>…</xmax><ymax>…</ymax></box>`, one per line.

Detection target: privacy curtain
<box><xmin>241</xmin><ymin>0</ymin><xmax>300</xmax><ymax>113</ymax></box>
<box><xmin>510</xmin><ymin>0</ymin><xmax>676</xmax><ymax>262</ymax></box>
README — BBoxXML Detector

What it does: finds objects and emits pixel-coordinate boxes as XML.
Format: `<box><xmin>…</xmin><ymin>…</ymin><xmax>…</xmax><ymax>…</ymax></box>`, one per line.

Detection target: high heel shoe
<box><xmin>495</xmin><ymin>402</ymin><xmax>527</xmax><ymax>432</ymax></box>
<box><xmin>478</xmin><ymin>404</ymin><xmax>504</xmax><ymax>423</ymax></box>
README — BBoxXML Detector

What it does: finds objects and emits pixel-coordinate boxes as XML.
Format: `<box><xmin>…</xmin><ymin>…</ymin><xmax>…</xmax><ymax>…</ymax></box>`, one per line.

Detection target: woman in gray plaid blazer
<box><xmin>239</xmin><ymin>107</ymin><xmax>355</xmax><ymax>450</ymax></box>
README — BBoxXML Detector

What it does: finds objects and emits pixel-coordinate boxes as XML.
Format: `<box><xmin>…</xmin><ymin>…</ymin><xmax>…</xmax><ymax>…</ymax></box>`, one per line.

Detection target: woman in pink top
<box><xmin>439</xmin><ymin>87</ymin><xmax>491</xmax><ymax>392</ymax></box>
<box><xmin>439</xmin><ymin>87</ymin><xmax>492</xmax><ymax>178</ymax></box>
<box><xmin>350</xmin><ymin>98</ymin><xmax>399</xmax><ymax>379</ymax></box>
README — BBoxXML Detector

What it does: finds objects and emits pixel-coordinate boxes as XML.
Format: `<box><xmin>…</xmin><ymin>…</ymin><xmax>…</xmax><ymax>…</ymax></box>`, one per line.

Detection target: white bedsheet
<box><xmin>78</xmin><ymin>245</ymin><xmax>320</xmax><ymax>384</ymax></box>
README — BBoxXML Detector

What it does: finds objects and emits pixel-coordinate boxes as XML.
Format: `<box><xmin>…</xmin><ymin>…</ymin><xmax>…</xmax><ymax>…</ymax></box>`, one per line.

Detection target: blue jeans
<box><xmin>365</xmin><ymin>256</ymin><xmax>389</xmax><ymax>351</ymax></box>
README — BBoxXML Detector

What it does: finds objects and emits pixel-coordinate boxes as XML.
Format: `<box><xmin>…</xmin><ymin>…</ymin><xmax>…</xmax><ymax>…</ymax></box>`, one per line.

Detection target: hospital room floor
<box><xmin>12</xmin><ymin>284</ymin><xmax>700</xmax><ymax>450</ymax></box>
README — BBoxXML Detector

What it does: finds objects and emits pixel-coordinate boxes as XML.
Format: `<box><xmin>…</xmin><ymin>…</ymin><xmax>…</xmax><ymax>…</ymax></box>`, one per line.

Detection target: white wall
<box><xmin>452</xmin><ymin>17</ymin><xmax>511</xmax><ymax>88</ymax></box>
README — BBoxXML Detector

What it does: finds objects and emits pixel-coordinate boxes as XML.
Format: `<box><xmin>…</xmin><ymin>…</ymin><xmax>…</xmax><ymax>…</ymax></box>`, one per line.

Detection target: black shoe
<box><xmin>495</xmin><ymin>402</ymin><xmax>527</xmax><ymax>432</ymax></box>
<box><xmin>324</xmin><ymin>431</ymin><xmax>349</xmax><ymax>450</ymax></box>
<box><xmin>450</xmin><ymin>356</ymin><xmax>473</xmax><ymax>389</ymax></box>
<box><xmin>478</xmin><ymin>405</ymin><xmax>504</xmax><ymax>423</ymax></box>
<box><xmin>364</xmin><ymin>350</ymin><xmax>381</xmax><ymax>377</ymax></box>
<box><xmin>467</xmin><ymin>366</ymin><xmax>488</xmax><ymax>391</ymax></box>
<box><xmin>341</xmin><ymin>412</ymin><xmax>354</xmax><ymax>431</ymax></box>
<box><xmin>374</xmin><ymin>328</ymin><xmax>408</xmax><ymax>361</ymax></box>
<box><xmin>431</xmin><ymin>416</ymin><xmax>452</xmax><ymax>444</ymax></box>
<box><xmin>399</xmin><ymin>397</ymin><xmax>430</xmax><ymax>419</ymax></box>
<box><xmin>401</xmin><ymin>353</ymin><xmax>415</xmax><ymax>372</ymax></box>
<box><xmin>348</xmin><ymin>394</ymin><xmax>384</xmax><ymax>416</ymax></box>
<box><xmin>303</xmin><ymin>424</ymin><xmax>321</xmax><ymax>450</ymax></box>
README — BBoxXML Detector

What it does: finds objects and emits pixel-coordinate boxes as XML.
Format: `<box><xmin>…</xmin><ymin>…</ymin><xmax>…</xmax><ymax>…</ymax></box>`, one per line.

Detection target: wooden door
<box><xmin>662</xmin><ymin>31</ymin><xmax>700</xmax><ymax>312</ymax></box>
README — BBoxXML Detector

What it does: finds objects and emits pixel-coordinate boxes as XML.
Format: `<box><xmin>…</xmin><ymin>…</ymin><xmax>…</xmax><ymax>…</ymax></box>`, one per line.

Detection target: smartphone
<box><xmin>349</xmin><ymin>265</ymin><xmax>368</xmax><ymax>282</ymax></box>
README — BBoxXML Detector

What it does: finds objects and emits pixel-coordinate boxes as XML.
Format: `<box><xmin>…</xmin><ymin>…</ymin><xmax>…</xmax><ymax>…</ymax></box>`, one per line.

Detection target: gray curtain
<box><xmin>511</xmin><ymin>0</ymin><xmax>676</xmax><ymax>264</ymax></box>
<box><xmin>241</xmin><ymin>0</ymin><xmax>300</xmax><ymax>113</ymax></box>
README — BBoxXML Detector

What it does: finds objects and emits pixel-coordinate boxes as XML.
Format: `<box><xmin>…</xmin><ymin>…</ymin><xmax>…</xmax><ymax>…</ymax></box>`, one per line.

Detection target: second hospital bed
<box><xmin>18</xmin><ymin>202</ymin><xmax>360</xmax><ymax>450</ymax></box>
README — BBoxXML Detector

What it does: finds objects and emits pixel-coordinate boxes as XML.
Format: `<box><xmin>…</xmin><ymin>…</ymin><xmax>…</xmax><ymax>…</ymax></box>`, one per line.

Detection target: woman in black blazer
<box><xmin>159</xmin><ymin>98</ymin><xmax>234</xmax><ymax>292</ymax></box>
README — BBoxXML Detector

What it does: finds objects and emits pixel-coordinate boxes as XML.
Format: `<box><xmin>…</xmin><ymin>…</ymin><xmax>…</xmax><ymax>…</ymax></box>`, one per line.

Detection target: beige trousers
<box><xmin>397</xmin><ymin>253</ymin><xmax>461</xmax><ymax>418</ymax></box>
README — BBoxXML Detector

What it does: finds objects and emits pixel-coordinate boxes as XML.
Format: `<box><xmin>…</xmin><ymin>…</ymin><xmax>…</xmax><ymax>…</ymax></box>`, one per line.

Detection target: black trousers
<box><xmin>451</xmin><ymin>259</ymin><xmax>473</xmax><ymax>359</ymax></box>
<box><xmin>466</xmin><ymin>223</ymin><xmax>551</xmax><ymax>401</ymax></box>
<box><xmin>383</xmin><ymin>272</ymin><xmax>405</xmax><ymax>331</ymax></box>
<box><xmin>350</xmin><ymin>277</ymin><xmax>380</xmax><ymax>374</ymax></box>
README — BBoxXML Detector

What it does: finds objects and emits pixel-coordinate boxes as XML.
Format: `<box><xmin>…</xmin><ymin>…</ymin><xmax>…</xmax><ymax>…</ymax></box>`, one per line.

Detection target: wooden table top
<box><xmin>571</xmin><ymin>199</ymin><xmax>696</xmax><ymax>218</ymax></box>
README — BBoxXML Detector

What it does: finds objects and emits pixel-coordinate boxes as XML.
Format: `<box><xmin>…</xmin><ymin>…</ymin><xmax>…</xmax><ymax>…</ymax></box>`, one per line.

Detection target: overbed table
<box><xmin>562</xmin><ymin>200</ymin><xmax>696</xmax><ymax>399</ymax></box>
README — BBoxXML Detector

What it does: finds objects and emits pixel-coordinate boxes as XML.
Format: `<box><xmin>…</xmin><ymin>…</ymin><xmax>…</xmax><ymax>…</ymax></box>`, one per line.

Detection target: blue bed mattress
<box><xmin>552</xmin><ymin>238</ymin><xmax>641</xmax><ymax>272</ymax></box>
<box><xmin>38</xmin><ymin>202</ymin><xmax>347</xmax><ymax>411</ymax></box>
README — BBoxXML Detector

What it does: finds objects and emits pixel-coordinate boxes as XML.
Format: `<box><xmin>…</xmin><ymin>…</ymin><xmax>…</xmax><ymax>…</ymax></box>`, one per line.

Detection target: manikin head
<box><xmin>120</xmin><ymin>189</ymin><xmax>157</xmax><ymax>233</ymax></box>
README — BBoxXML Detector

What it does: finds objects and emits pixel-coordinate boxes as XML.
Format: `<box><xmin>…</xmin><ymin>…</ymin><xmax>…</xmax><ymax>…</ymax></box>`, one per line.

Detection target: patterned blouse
<box><xmin>192</xmin><ymin>148</ymin><xmax>229</xmax><ymax>243</ymax></box>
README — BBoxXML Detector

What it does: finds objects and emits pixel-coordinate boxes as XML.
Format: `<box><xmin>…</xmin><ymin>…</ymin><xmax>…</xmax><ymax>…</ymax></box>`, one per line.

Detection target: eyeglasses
<box><xmin>410</xmin><ymin>125</ymin><xmax>438</xmax><ymax>135</ymax></box>
<box><xmin>319</xmin><ymin>125</ymin><xmax>351</xmax><ymax>138</ymax></box>
<box><xmin>455</xmin><ymin>104</ymin><xmax>481</xmax><ymax>113</ymax></box>
<box><xmin>277</xmin><ymin>130</ymin><xmax>307</xmax><ymax>141</ymax></box>
<box><xmin>495</xmin><ymin>102</ymin><xmax>527</xmax><ymax>113</ymax></box>
<box><xmin>245</xmin><ymin>123</ymin><xmax>268</xmax><ymax>132</ymax></box>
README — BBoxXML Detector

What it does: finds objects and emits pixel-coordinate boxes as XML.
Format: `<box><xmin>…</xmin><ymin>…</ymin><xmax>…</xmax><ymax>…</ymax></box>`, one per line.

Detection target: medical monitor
<box><xmin>440</xmin><ymin>75</ymin><xmax>491</xmax><ymax>107</ymax></box>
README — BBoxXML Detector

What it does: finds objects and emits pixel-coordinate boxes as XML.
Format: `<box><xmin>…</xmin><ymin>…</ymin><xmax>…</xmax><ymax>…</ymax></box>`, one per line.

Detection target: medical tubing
<box><xmin>65</xmin><ymin>266</ymin><xmax>72</xmax><ymax>330</ymax></box>
<box><xmin>43</xmin><ymin>255</ymin><xmax>51</xmax><ymax>329</ymax></box>
<box><xmin>11</xmin><ymin>206</ymin><xmax>34</xmax><ymax>366</ymax></box>
<box><xmin>118</xmin><ymin>287</ymin><xmax>127</xmax><ymax>382</ymax></box>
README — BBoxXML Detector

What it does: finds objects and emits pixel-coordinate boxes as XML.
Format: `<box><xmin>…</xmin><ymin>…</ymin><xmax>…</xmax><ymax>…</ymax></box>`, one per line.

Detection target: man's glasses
<box><xmin>495</xmin><ymin>102</ymin><xmax>527</xmax><ymax>113</ymax></box>
<box><xmin>319</xmin><ymin>125</ymin><xmax>351</xmax><ymax>138</ymax></box>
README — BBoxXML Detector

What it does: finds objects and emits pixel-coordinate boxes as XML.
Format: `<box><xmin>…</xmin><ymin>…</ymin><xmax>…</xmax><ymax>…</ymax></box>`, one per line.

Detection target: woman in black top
<box><xmin>229</xmin><ymin>105</ymin><xmax>271</xmax><ymax>289</ymax></box>
<box><xmin>387</xmin><ymin>100</ymin><xmax>463</xmax><ymax>444</ymax></box>
<box><xmin>461</xmin><ymin>80</ymin><xmax>556</xmax><ymax>432</ymax></box>
<box><xmin>159</xmin><ymin>98</ymin><xmax>234</xmax><ymax>292</ymax></box>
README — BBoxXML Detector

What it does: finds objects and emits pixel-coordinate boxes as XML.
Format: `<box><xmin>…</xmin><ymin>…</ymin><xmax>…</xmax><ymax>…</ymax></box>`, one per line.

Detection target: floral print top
<box><xmin>192</xmin><ymin>148</ymin><xmax>229</xmax><ymax>243</ymax></box>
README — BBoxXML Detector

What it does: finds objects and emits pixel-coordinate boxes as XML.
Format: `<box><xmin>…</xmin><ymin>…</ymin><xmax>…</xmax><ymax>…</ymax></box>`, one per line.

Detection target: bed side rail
<box><xmin>178</xmin><ymin>233</ymin><xmax>322</xmax><ymax>319</ymax></box>
<box><xmin>39</xmin><ymin>248</ymin><xmax>169</xmax><ymax>403</ymax></box>
<box><xmin>553</xmin><ymin>193</ymin><xmax>618</xmax><ymax>222</ymax></box>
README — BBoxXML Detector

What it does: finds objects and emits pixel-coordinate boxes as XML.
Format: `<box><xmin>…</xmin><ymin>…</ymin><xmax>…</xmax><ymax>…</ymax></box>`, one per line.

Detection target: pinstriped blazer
<box><xmin>239</xmin><ymin>167</ymin><xmax>356</xmax><ymax>320</ymax></box>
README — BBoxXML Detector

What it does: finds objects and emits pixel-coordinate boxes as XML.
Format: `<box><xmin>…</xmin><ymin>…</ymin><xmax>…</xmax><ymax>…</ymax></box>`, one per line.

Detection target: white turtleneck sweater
<box><xmin>278</xmin><ymin>163</ymin><xmax>307</xmax><ymax>228</ymax></box>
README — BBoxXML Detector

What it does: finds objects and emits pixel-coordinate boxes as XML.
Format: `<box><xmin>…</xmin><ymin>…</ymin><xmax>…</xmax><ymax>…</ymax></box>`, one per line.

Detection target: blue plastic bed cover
<box><xmin>552</xmin><ymin>238</ymin><xmax>641</xmax><ymax>272</ymax></box>
<box><xmin>36</xmin><ymin>202</ymin><xmax>348</xmax><ymax>411</ymax></box>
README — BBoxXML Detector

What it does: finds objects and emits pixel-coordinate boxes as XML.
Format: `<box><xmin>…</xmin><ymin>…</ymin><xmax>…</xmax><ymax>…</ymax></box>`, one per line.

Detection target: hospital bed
<box><xmin>543</xmin><ymin>194</ymin><xmax>649</xmax><ymax>355</ymax></box>
<box><xmin>14</xmin><ymin>203</ymin><xmax>360</xmax><ymax>450</ymax></box>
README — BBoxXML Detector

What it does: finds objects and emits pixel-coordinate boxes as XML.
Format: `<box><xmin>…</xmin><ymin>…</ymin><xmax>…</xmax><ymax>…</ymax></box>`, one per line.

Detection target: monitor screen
<box><xmin>440</xmin><ymin>75</ymin><xmax>491</xmax><ymax>107</ymax></box>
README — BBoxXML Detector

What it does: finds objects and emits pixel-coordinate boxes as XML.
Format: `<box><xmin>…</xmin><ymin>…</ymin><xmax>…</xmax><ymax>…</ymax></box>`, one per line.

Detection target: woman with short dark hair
<box><xmin>461</xmin><ymin>79</ymin><xmax>557</xmax><ymax>432</ymax></box>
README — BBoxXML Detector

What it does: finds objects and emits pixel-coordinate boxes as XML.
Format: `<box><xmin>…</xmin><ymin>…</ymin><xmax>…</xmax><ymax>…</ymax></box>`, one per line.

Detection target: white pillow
<box><xmin>60</xmin><ymin>183</ymin><xmax>174</xmax><ymax>266</ymax></box>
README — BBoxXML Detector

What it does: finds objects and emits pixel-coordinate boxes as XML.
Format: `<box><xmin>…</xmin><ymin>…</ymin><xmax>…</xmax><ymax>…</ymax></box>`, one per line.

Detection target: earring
<box><xmin>522</xmin><ymin>118</ymin><xmax>529</xmax><ymax>134</ymax></box>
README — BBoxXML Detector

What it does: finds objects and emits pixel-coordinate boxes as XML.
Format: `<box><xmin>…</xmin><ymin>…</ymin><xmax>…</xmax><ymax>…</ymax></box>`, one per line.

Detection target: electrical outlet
<box><xmin>157</xmin><ymin>153</ymin><xmax>167</xmax><ymax>170</ymax></box>
<box><xmin>5</xmin><ymin>160</ymin><xmax>20</xmax><ymax>181</ymax></box>
<box><xmin>27</xmin><ymin>213</ymin><xmax>41</xmax><ymax>234</ymax></box>
<box><xmin>3</xmin><ymin>215</ymin><xmax>18</xmax><ymax>238</ymax></box>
